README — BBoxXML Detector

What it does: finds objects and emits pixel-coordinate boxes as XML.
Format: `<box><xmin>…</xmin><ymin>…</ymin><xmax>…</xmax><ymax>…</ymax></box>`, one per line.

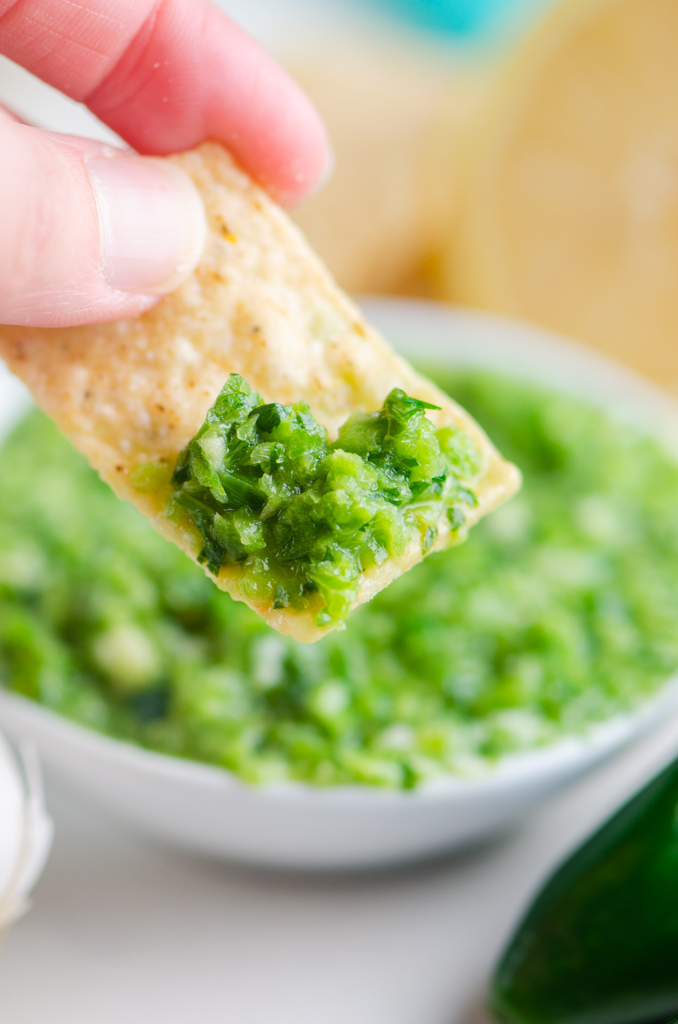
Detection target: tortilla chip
<box><xmin>0</xmin><ymin>142</ymin><xmax>519</xmax><ymax>642</ymax></box>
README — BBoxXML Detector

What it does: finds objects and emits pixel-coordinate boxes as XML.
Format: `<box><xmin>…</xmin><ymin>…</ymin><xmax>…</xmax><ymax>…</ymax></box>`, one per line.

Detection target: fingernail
<box><xmin>276</xmin><ymin>145</ymin><xmax>336</xmax><ymax>208</ymax></box>
<box><xmin>309</xmin><ymin>146</ymin><xmax>335</xmax><ymax>199</ymax></box>
<box><xmin>87</xmin><ymin>156</ymin><xmax>207</xmax><ymax>295</ymax></box>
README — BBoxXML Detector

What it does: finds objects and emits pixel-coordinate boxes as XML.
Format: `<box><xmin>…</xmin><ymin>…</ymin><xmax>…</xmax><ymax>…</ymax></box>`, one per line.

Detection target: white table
<box><xmin>1</xmin><ymin>713</ymin><xmax>677</xmax><ymax>1024</ymax></box>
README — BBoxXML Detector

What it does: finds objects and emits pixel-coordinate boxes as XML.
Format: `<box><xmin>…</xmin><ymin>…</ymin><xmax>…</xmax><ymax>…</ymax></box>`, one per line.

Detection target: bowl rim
<box><xmin>2</xmin><ymin>299</ymin><xmax>678</xmax><ymax>805</ymax></box>
<box><xmin>2</xmin><ymin>676</ymin><xmax>678</xmax><ymax>806</ymax></box>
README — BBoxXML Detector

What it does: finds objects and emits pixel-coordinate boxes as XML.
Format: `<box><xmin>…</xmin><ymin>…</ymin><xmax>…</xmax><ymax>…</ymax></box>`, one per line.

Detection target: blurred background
<box><xmin>3</xmin><ymin>0</ymin><xmax>677</xmax><ymax>389</ymax></box>
<box><xmin>242</xmin><ymin>0</ymin><xmax>678</xmax><ymax>390</ymax></box>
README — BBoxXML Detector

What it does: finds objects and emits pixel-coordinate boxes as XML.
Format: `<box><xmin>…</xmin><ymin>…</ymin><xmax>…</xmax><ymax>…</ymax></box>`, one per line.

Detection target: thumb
<box><xmin>0</xmin><ymin>113</ymin><xmax>207</xmax><ymax>328</ymax></box>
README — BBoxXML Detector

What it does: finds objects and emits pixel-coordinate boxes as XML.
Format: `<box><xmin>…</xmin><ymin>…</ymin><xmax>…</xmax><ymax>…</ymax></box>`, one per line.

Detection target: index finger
<box><xmin>0</xmin><ymin>0</ymin><xmax>330</xmax><ymax>206</ymax></box>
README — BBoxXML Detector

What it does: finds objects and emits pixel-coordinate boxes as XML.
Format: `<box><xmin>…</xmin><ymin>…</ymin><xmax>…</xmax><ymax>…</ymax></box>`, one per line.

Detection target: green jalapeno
<box><xmin>492</xmin><ymin>755</ymin><xmax>678</xmax><ymax>1024</ymax></box>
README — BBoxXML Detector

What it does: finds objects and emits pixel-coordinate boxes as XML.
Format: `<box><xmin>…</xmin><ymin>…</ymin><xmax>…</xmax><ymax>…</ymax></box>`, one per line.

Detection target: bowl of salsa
<box><xmin>1</xmin><ymin>300</ymin><xmax>677</xmax><ymax>868</ymax></box>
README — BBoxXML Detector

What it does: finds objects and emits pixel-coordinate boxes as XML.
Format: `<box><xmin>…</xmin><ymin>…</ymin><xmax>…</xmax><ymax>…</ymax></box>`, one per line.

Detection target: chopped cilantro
<box><xmin>167</xmin><ymin>375</ymin><xmax>482</xmax><ymax>626</ymax></box>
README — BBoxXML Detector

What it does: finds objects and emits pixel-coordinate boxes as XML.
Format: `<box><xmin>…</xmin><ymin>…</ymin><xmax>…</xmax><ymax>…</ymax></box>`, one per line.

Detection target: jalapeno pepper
<box><xmin>491</xmin><ymin>755</ymin><xmax>678</xmax><ymax>1024</ymax></box>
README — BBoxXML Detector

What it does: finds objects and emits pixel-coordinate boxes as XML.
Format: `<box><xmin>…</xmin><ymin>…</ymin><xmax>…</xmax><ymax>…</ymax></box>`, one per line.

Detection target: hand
<box><xmin>0</xmin><ymin>0</ymin><xmax>330</xmax><ymax>328</ymax></box>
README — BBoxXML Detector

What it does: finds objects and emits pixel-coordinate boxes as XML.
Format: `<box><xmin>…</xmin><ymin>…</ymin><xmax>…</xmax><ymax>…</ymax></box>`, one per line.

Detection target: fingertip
<box><xmin>85</xmin><ymin>0</ymin><xmax>332</xmax><ymax>209</ymax></box>
<box><xmin>301</xmin><ymin>143</ymin><xmax>336</xmax><ymax>203</ymax></box>
<box><xmin>263</xmin><ymin>119</ymin><xmax>334</xmax><ymax>209</ymax></box>
<box><xmin>198</xmin><ymin>10</ymin><xmax>333</xmax><ymax>208</ymax></box>
<box><xmin>252</xmin><ymin>79</ymin><xmax>334</xmax><ymax>208</ymax></box>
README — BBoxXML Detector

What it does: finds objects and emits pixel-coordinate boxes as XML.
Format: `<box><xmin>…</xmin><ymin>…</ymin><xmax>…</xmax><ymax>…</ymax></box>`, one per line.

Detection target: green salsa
<box><xmin>165</xmin><ymin>374</ymin><xmax>481</xmax><ymax>626</ymax></box>
<box><xmin>1</xmin><ymin>369</ymin><xmax>678</xmax><ymax>789</ymax></box>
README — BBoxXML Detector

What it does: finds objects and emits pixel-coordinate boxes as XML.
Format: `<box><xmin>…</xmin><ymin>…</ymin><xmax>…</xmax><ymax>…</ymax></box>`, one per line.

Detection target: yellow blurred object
<box><xmin>288</xmin><ymin>48</ymin><xmax>487</xmax><ymax>295</ymax></box>
<box><xmin>437</xmin><ymin>0</ymin><xmax>678</xmax><ymax>388</ymax></box>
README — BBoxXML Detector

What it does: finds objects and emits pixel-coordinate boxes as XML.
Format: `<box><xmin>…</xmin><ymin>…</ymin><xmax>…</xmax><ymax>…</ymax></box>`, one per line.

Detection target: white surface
<box><xmin>1</xmin><ymin>715</ymin><xmax>677</xmax><ymax>1024</ymax></box>
<box><xmin>4</xmin><ymin>305</ymin><xmax>678</xmax><ymax>868</ymax></box>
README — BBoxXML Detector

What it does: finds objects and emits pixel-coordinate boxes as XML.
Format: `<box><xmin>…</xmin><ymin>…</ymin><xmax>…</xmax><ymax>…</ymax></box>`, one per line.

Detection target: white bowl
<box><xmin>1</xmin><ymin>299</ymin><xmax>678</xmax><ymax>870</ymax></box>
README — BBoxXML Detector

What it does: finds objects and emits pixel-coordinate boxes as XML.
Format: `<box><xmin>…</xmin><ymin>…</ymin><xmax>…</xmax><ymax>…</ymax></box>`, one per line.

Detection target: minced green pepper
<box><xmin>1</xmin><ymin>370</ymin><xmax>678</xmax><ymax>788</ymax></box>
<box><xmin>168</xmin><ymin>374</ymin><xmax>481</xmax><ymax>626</ymax></box>
<box><xmin>491</xmin><ymin>753</ymin><xmax>678</xmax><ymax>1024</ymax></box>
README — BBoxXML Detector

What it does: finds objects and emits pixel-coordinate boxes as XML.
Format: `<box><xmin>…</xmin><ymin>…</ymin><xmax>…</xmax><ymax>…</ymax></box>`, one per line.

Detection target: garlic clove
<box><xmin>0</xmin><ymin>735</ymin><xmax>53</xmax><ymax>935</ymax></box>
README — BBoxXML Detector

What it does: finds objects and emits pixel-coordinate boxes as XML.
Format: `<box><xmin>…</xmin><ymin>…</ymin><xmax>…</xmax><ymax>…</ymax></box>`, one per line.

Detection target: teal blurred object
<box><xmin>368</xmin><ymin>0</ymin><xmax>554</xmax><ymax>37</ymax></box>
